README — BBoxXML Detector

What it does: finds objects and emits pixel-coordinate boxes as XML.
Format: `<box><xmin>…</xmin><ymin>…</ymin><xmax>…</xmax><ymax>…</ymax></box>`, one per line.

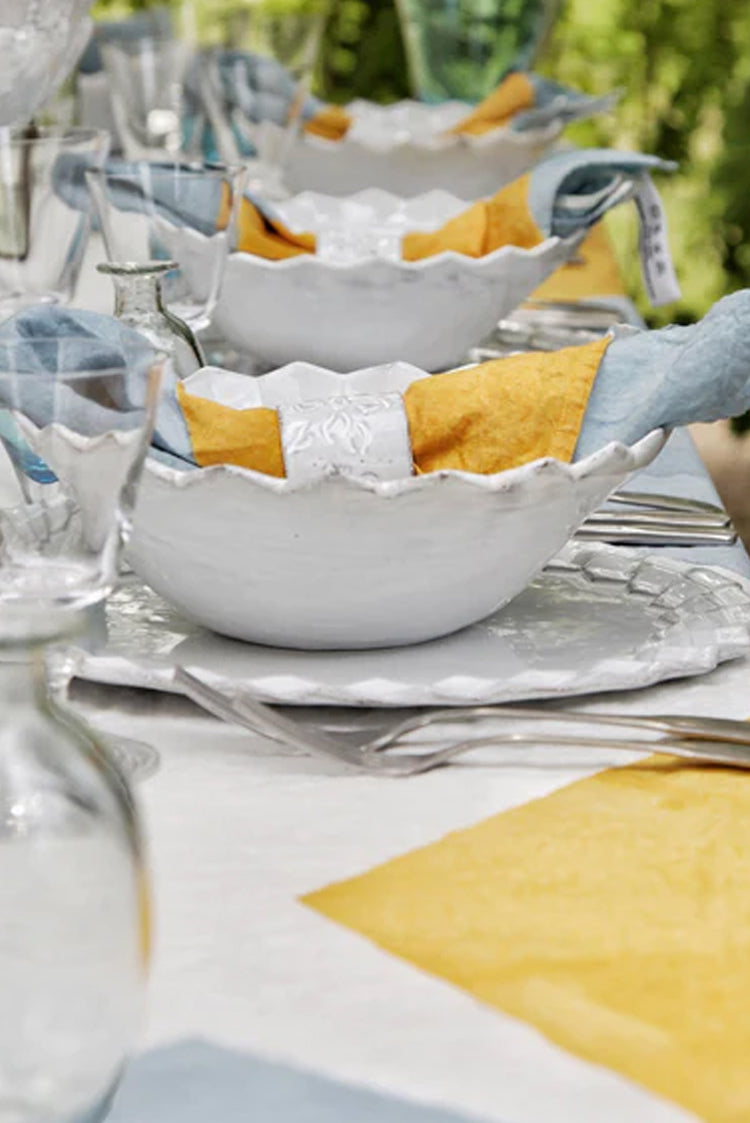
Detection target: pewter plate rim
<box><xmin>74</xmin><ymin>543</ymin><xmax>750</xmax><ymax>708</ymax></box>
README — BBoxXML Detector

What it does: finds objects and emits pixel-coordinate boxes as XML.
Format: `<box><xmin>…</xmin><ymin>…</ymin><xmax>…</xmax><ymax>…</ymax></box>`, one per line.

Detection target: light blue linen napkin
<box><xmin>527</xmin><ymin>148</ymin><xmax>676</xmax><ymax>237</ymax></box>
<box><xmin>0</xmin><ymin>308</ymin><xmax>189</xmax><ymax>465</ymax></box>
<box><xmin>575</xmin><ymin>290</ymin><xmax>750</xmax><ymax>457</ymax></box>
<box><xmin>105</xmin><ymin>1040</ymin><xmax>488</xmax><ymax>1123</ymax></box>
<box><xmin>52</xmin><ymin>158</ymin><xmax>227</xmax><ymax>240</ymax></box>
<box><xmin>512</xmin><ymin>75</ymin><xmax>619</xmax><ymax>133</ymax></box>
<box><xmin>183</xmin><ymin>49</ymin><xmax>322</xmax><ymax>132</ymax></box>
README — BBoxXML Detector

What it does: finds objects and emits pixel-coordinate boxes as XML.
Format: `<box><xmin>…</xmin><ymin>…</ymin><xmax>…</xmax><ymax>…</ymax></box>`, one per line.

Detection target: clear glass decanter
<box><xmin>0</xmin><ymin>646</ymin><xmax>149</xmax><ymax>1123</ymax></box>
<box><xmin>99</xmin><ymin>260</ymin><xmax>204</xmax><ymax>380</ymax></box>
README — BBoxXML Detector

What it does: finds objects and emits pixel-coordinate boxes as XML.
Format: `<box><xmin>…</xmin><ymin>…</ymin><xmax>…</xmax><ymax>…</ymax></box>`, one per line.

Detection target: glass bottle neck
<box><xmin>111</xmin><ymin>271</ymin><xmax>166</xmax><ymax>320</ymax></box>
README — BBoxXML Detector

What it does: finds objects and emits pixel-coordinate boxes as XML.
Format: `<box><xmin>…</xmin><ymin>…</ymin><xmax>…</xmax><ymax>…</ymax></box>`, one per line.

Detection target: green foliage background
<box><xmin>93</xmin><ymin>0</ymin><xmax>750</xmax><ymax>325</ymax></box>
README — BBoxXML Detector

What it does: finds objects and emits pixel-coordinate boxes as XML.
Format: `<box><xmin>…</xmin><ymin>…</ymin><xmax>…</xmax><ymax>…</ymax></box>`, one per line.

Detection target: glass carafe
<box><xmin>99</xmin><ymin>260</ymin><xmax>204</xmax><ymax>379</ymax></box>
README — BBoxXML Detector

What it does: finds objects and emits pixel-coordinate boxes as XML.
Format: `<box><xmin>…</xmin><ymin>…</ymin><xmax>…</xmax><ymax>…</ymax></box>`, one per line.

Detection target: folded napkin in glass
<box><xmin>2</xmin><ymin>291</ymin><xmax>750</xmax><ymax>487</ymax></box>
<box><xmin>0</xmin><ymin>309</ymin><xmax>188</xmax><ymax>476</ymax></box>
<box><xmin>53</xmin><ymin>158</ymin><xmax>227</xmax><ymax>240</ymax></box>
<box><xmin>107</xmin><ymin>1040</ymin><xmax>484</xmax><ymax>1123</ymax></box>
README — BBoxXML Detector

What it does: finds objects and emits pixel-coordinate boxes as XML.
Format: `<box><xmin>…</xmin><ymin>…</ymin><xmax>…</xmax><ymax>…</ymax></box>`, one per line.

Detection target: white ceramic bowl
<box><xmin>128</xmin><ymin>361</ymin><xmax>668</xmax><ymax>650</ymax></box>
<box><xmin>257</xmin><ymin>98</ymin><xmax>598</xmax><ymax>198</ymax></box>
<box><xmin>206</xmin><ymin>188</ymin><xmax>581</xmax><ymax>372</ymax></box>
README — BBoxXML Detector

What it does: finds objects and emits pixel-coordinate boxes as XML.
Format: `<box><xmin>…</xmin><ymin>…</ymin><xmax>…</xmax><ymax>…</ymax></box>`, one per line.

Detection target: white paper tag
<box><xmin>634</xmin><ymin>173</ymin><xmax>681</xmax><ymax>306</ymax></box>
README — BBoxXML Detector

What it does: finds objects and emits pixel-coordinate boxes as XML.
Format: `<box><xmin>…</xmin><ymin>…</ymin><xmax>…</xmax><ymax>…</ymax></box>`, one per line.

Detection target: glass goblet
<box><xmin>100</xmin><ymin>34</ymin><xmax>191</xmax><ymax>160</ymax></box>
<box><xmin>0</xmin><ymin>127</ymin><xmax>109</xmax><ymax>322</ymax></box>
<box><xmin>0</xmin><ymin>334</ymin><xmax>161</xmax><ymax>1123</ymax></box>
<box><xmin>0</xmin><ymin>0</ymin><xmax>93</xmax><ymax>127</ymax></box>
<box><xmin>86</xmin><ymin>160</ymin><xmax>246</xmax><ymax>336</ymax></box>
<box><xmin>0</xmin><ymin>332</ymin><xmax>164</xmax><ymax>785</ymax></box>
<box><xmin>394</xmin><ymin>0</ymin><xmax>561</xmax><ymax>103</ymax></box>
<box><xmin>193</xmin><ymin>4</ymin><xmax>328</xmax><ymax>194</ymax></box>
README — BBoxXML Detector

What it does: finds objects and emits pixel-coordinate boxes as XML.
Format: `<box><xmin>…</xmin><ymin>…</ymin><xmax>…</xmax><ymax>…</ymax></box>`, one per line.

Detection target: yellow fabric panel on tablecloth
<box><xmin>177</xmin><ymin>337</ymin><xmax>610</xmax><ymax>476</ymax></box>
<box><xmin>533</xmin><ymin>221</ymin><xmax>626</xmax><ymax>301</ymax></box>
<box><xmin>303</xmin><ymin>757</ymin><xmax>750</xmax><ymax>1123</ymax></box>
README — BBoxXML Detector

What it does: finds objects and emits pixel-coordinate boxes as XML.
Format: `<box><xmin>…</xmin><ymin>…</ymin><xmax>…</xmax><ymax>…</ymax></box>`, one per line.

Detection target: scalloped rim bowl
<box><xmin>258</xmin><ymin>100</ymin><xmax>567</xmax><ymax>198</ymax></box>
<box><xmin>206</xmin><ymin>188</ymin><xmax>582</xmax><ymax>372</ymax></box>
<box><xmin>128</xmin><ymin>361</ymin><xmax>669</xmax><ymax>650</ymax></box>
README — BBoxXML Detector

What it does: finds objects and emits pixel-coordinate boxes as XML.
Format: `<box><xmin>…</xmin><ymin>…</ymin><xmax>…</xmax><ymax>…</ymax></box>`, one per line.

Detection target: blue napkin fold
<box><xmin>512</xmin><ymin>75</ymin><xmax>618</xmax><ymax>133</ymax></box>
<box><xmin>0</xmin><ymin>308</ymin><xmax>189</xmax><ymax>468</ymax></box>
<box><xmin>53</xmin><ymin>157</ymin><xmax>227</xmax><ymax>240</ymax></box>
<box><xmin>183</xmin><ymin>49</ymin><xmax>322</xmax><ymax>131</ymax></box>
<box><xmin>527</xmin><ymin>148</ymin><xmax>676</xmax><ymax>237</ymax></box>
<box><xmin>574</xmin><ymin>290</ymin><xmax>750</xmax><ymax>457</ymax></box>
<box><xmin>105</xmin><ymin>1040</ymin><xmax>487</xmax><ymax>1123</ymax></box>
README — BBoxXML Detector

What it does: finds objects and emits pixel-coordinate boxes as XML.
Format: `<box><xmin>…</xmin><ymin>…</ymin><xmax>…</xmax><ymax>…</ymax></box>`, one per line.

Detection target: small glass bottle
<box><xmin>0</xmin><ymin>646</ymin><xmax>150</xmax><ymax>1123</ymax></box>
<box><xmin>98</xmin><ymin>260</ymin><xmax>204</xmax><ymax>380</ymax></box>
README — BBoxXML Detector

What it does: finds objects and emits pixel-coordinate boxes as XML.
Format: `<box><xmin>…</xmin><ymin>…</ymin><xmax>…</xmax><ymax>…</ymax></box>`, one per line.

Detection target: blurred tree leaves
<box><xmin>317</xmin><ymin>0</ymin><xmax>409</xmax><ymax>103</ymax></box>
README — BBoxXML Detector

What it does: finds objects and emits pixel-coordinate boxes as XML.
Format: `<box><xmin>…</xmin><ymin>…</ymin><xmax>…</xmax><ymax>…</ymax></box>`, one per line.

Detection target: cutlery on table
<box><xmin>575</xmin><ymin>521</ymin><xmax>737</xmax><ymax>547</ymax></box>
<box><xmin>609</xmin><ymin>490</ymin><xmax>731</xmax><ymax>522</ymax></box>
<box><xmin>174</xmin><ymin>668</ymin><xmax>750</xmax><ymax>777</ymax></box>
<box><xmin>579</xmin><ymin>488</ymin><xmax>736</xmax><ymax>545</ymax></box>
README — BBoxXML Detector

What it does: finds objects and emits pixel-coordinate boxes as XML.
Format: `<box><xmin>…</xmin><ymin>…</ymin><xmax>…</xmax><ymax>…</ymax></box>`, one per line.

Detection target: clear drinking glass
<box><xmin>0</xmin><ymin>653</ymin><xmax>151</xmax><ymax>1123</ymax></box>
<box><xmin>0</xmin><ymin>339</ymin><xmax>163</xmax><ymax>634</ymax></box>
<box><xmin>0</xmin><ymin>128</ymin><xmax>109</xmax><ymax>322</ymax></box>
<box><xmin>394</xmin><ymin>0</ymin><xmax>560</xmax><ymax>103</ymax></box>
<box><xmin>193</xmin><ymin>4</ymin><xmax>328</xmax><ymax>193</ymax></box>
<box><xmin>0</xmin><ymin>337</ymin><xmax>160</xmax><ymax>1123</ymax></box>
<box><xmin>101</xmin><ymin>34</ymin><xmax>191</xmax><ymax>160</ymax></box>
<box><xmin>86</xmin><ymin>161</ymin><xmax>246</xmax><ymax>334</ymax></box>
<box><xmin>0</xmin><ymin>0</ymin><xmax>94</xmax><ymax>127</ymax></box>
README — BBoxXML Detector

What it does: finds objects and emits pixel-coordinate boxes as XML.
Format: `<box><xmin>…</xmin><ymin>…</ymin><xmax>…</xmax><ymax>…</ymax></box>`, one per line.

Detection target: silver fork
<box><xmin>175</xmin><ymin>669</ymin><xmax>750</xmax><ymax>777</ymax></box>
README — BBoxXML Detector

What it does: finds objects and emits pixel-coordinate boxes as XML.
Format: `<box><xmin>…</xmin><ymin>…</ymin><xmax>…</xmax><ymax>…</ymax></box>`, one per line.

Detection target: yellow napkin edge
<box><xmin>304</xmin><ymin>70</ymin><xmax>538</xmax><ymax>142</ymax></box>
<box><xmin>236</xmin><ymin>174</ymin><xmax>545</xmax><ymax>261</ymax></box>
<box><xmin>176</xmin><ymin>336</ymin><xmax>612</xmax><ymax>478</ymax></box>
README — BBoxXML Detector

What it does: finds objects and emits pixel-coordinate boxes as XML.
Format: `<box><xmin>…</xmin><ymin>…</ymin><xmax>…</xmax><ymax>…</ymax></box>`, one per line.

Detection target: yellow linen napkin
<box><xmin>176</xmin><ymin>337</ymin><xmax>611</xmax><ymax>477</ymax></box>
<box><xmin>235</xmin><ymin>174</ymin><xmax>544</xmax><ymax>261</ymax></box>
<box><xmin>303</xmin><ymin>71</ymin><xmax>537</xmax><ymax>142</ymax></box>
<box><xmin>303</xmin><ymin>757</ymin><xmax>750</xmax><ymax>1123</ymax></box>
<box><xmin>532</xmin><ymin>221</ymin><xmax>626</xmax><ymax>301</ymax></box>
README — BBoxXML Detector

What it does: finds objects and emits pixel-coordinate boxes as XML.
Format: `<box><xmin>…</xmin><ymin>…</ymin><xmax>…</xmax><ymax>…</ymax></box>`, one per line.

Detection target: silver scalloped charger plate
<box><xmin>73</xmin><ymin>544</ymin><xmax>750</xmax><ymax>707</ymax></box>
